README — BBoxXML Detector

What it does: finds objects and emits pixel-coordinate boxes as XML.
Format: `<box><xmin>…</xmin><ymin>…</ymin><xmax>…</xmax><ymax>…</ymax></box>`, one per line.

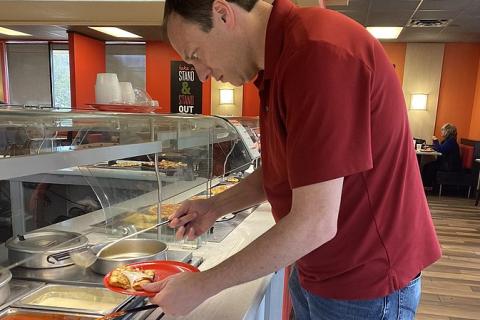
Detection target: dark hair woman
<box><xmin>422</xmin><ymin>123</ymin><xmax>462</xmax><ymax>190</ymax></box>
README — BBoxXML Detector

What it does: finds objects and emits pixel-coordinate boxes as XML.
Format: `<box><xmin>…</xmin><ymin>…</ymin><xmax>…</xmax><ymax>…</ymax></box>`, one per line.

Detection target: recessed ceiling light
<box><xmin>88</xmin><ymin>27</ymin><xmax>142</xmax><ymax>39</ymax></box>
<box><xmin>0</xmin><ymin>27</ymin><xmax>32</xmax><ymax>37</ymax></box>
<box><xmin>366</xmin><ymin>27</ymin><xmax>403</xmax><ymax>39</ymax></box>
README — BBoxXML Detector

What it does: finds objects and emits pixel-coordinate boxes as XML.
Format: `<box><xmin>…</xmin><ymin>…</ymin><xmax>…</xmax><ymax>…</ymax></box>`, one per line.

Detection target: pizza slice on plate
<box><xmin>109</xmin><ymin>266</ymin><xmax>155</xmax><ymax>291</ymax></box>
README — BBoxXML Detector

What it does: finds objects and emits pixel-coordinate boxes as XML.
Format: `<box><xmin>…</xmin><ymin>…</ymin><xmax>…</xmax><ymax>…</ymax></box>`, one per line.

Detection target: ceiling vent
<box><xmin>407</xmin><ymin>19</ymin><xmax>451</xmax><ymax>27</ymax></box>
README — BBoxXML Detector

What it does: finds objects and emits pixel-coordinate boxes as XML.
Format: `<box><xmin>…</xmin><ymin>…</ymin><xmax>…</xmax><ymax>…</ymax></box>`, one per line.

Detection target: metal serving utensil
<box><xmin>99</xmin><ymin>304</ymin><xmax>159</xmax><ymax>320</ymax></box>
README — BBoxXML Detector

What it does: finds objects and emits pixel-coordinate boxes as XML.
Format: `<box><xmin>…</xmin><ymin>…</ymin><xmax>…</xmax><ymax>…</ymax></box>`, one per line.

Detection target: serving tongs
<box><xmin>99</xmin><ymin>304</ymin><xmax>162</xmax><ymax>319</ymax></box>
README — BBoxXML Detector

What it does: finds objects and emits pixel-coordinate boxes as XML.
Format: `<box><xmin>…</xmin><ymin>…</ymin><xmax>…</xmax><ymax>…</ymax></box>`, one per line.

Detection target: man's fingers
<box><xmin>170</xmin><ymin>211</ymin><xmax>198</xmax><ymax>228</ymax></box>
<box><xmin>186</xmin><ymin>227</ymin><xmax>196</xmax><ymax>241</ymax></box>
<box><xmin>142</xmin><ymin>280</ymin><xmax>166</xmax><ymax>292</ymax></box>
<box><xmin>175</xmin><ymin>226</ymin><xmax>186</xmax><ymax>240</ymax></box>
<box><xmin>175</xmin><ymin>225</ymin><xmax>198</xmax><ymax>241</ymax></box>
<box><xmin>168</xmin><ymin>201</ymin><xmax>191</xmax><ymax>221</ymax></box>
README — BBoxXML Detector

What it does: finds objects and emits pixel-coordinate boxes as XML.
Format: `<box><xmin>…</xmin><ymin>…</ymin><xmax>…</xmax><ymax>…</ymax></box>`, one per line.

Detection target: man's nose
<box><xmin>194</xmin><ymin>64</ymin><xmax>211</xmax><ymax>83</ymax></box>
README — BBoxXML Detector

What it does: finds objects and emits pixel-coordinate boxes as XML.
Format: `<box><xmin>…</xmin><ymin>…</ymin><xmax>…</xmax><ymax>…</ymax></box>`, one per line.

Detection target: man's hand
<box><xmin>169</xmin><ymin>198</ymin><xmax>219</xmax><ymax>240</ymax></box>
<box><xmin>143</xmin><ymin>272</ymin><xmax>216</xmax><ymax>316</ymax></box>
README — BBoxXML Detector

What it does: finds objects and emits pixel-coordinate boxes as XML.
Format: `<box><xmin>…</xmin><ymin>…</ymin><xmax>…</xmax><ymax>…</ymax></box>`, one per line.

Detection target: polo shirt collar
<box><xmin>263</xmin><ymin>0</ymin><xmax>295</xmax><ymax>80</ymax></box>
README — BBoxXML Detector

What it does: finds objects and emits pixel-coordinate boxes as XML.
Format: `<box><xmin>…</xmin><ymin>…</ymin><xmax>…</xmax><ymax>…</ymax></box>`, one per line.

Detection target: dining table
<box><xmin>416</xmin><ymin>149</ymin><xmax>442</xmax><ymax>170</ymax></box>
<box><xmin>416</xmin><ymin>149</ymin><xmax>442</xmax><ymax>157</ymax></box>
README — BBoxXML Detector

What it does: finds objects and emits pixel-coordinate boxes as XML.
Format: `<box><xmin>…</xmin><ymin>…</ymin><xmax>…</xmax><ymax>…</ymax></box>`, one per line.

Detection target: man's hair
<box><xmin>164</xmin><ymin>0</ymin><xmax>259</xmax><ymax>32</ymax></box>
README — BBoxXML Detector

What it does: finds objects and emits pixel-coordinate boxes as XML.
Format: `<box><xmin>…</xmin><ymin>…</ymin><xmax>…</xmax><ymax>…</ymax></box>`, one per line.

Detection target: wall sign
<box><xmin>170</xmin><ymin>61</ymin><xmax>202</xmax><ymax>114</ymax></box>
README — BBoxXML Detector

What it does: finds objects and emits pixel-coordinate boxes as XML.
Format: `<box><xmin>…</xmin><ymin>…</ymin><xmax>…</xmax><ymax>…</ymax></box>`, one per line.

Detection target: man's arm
<box><xmin>169</xmin><ymin>167</ymin><xmax>267</xmax><ymax>240</ymax></box>
<box><xmin>212</xmin><ymin>166</ymin><xmax>266</xmax><ymax>216</ymax></box>
<box><xmin>146</xmin><ymin>177</ymin><xmax>343</xmax><ymax>316</ymax></box>
<box><xmin>204</xmin><ymin>177</ymin><xmax>342</xmax><ymax>290</ymax></box>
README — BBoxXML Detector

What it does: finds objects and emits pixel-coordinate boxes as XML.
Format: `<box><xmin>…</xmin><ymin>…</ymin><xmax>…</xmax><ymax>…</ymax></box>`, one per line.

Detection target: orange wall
<box><xmin>243</xmin><ymin>81</ymin><xmax>260</xmax><ymax>116</ymax></box>
<box><xmin>381</xmin><ymin>42</ymin><xmax>406</xmax><ymax>84</ymax></box>
<box><xmin>146</xmin><ymin>41</ymin><xmax>211</xmax><ymax>115</ymax></box>
<box><xmin>69</xmin><ymin>32</ymin><xmax>106</xmax><ymax>109</ymax></box>
<box><xmin>146</xmin><ymin>42</ymin><xmax>179</xmax><ymax>114</ymax></box>
<box><xmin>470</xmin><ymin>59</ymin><xmax>480</xmax><ymax>140</ymax></box>
<box><xmin>435</xmin><ymin>43</ymin><xmax>480</xmax><ymax>139</ymax></box>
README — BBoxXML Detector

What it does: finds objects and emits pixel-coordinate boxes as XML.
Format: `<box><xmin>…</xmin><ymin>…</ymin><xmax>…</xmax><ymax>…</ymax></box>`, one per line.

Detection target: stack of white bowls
<box><xmin>119</xmin><ymin>82</ymin><xmax>136</xmax><ymax>104</ymax></box>
<box><xmin>95</xmin><ymin>73</ymin><xmax>122</xmax><ymax>104</ymax></box>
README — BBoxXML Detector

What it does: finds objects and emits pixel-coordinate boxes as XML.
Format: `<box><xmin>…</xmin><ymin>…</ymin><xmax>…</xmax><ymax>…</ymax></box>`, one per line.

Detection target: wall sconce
<box><xmin>219</xmin><ymin>88</ymin><xmax>234</xmax><ymax>105</ymax></box>
<box><xmin>410</xmin><ymin>94</ymin><xmax>428</xmax><ymax>110</ymax></box>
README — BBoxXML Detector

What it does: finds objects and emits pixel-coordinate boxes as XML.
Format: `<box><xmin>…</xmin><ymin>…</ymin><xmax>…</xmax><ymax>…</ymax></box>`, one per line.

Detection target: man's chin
<box><xmin>219</xmin><ymin>77</ymin><xmax>242</xmax><ymax>86</ymax></box>
<box><xmin>230</xmin><ymin>77</ymin><xmax>247</xmax><ymax>86</ymax></box>
<box><xmin>231</xmin><ymin>80</ymin><xmax>244</xmax><ymax>86</ymax></box>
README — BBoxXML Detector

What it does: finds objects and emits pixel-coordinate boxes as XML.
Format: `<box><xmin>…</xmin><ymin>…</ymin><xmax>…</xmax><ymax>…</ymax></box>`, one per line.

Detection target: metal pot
<box><xmin>6</xmin><ymin>230</ymin><xmax>89</xmax><ymax>269</ymax></box>
<box><xmin>0</xmin><ymin>269</ymin><xmax>12</xmax><ymax>305</ymax></box>
<box><xmin>90</xmin><ymin>238</ymin><xmax>167</xmax><ymax>275</ymax></box>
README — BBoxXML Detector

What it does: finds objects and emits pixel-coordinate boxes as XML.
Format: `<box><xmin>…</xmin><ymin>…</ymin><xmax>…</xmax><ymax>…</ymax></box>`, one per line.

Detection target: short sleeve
<box><xmin>280</xmin><ymin>43</ymin><xmax>373</xmax><ymax>188</ymax></box>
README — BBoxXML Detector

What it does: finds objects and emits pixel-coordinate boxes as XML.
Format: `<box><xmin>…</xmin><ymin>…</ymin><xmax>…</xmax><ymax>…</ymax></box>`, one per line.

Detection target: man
<box><xmin>143</xmin><ymin>0</ymin><xmax>442</xmax><ymax>318</ymax></box>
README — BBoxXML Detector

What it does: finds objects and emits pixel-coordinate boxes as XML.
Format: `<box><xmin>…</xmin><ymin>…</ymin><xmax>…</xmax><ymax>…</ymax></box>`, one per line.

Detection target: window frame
<box><xmin>49</xmin><ymin>43</ymin><xmax>71</xmax><ymax>110</ymax></box>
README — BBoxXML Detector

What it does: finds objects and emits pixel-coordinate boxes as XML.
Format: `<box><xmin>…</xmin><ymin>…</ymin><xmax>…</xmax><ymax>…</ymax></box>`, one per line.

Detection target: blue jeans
<box><xmin>289</xmin><ymin>268</ymin><xmax>421</xmax><ymax>320</ymax></box>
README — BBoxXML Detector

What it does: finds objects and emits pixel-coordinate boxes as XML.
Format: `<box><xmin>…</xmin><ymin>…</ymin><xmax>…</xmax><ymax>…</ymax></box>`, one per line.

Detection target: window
<box><xmin>7</xmin><ymin>44</ymin><xmax>51</xmax><ymax>106</ymax></box>
<box><xmin>51</xmin><ymin>45</ymin><xmax>71</xmax><ymax>109</ymax></box>
<box><xmin>6</xmin><ymin>43</ymin><xmax>71</xmax><ymax>109</ymax></box>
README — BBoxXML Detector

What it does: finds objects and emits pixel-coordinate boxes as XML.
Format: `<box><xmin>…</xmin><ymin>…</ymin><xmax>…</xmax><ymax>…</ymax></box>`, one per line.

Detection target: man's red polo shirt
<box><xmin>257</xmin><ymin>0</ymin><xmax>441</xmax><ymax>299</ymax></box>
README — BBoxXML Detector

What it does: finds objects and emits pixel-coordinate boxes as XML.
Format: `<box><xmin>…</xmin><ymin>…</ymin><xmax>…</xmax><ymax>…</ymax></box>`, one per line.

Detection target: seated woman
<box><xmin>421</xmin><ymin>123</ymin><xmax>462</xmax><ymax>190</ymax></box>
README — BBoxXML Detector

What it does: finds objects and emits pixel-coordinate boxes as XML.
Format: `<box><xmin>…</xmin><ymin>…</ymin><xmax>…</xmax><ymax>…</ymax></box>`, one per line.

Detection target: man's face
<box><xmin>167</xmin><ymin>10</ymin><xmax>258</xmax><ymax>86</ymax></box>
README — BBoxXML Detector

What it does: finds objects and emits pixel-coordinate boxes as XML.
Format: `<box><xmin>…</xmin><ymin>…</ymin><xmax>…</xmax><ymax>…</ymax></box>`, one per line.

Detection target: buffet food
<box><xmin>122</xmin><ymin>203</ymin><xmax>180</xmax><ymax>226</ymax></box>
<box><xmin>0</xmin><ymin>310</ymin><xmax>98</xmax><ymax>320</ymax></box>
<box><xmin>226</xmin><ymin>177</ymin><xmax>240</xmax><ymax>183</ymax></box>
<box><xmin>15</xmin><ymin>285</ymin><xmax>127</xmax><ymax>315</ymax></box>
<box><xmin>108</xmin><ymin>266</ymin><xmax>155</xmax><ymax>291</ymax></box>
<box><xmin>158</xmin><ymin>159</ymin><xmax>187</xmax><ymax>169</ymax></box>
<box><xmin>110</xmin><ymin>160</ymin><xmax>143</xmax><ymax>168</ymax></box>
<box><xmin>147</xmin><ymin>203</ymin><xmax>181</xmax><ymax>217</ymax></box>
<box><xmin>210</xmin><ymin>184</ymin><xmax>233</xmax><ymax>195</ymax></box>
<box><xmin>121</xmin><ymin>213</ymin><xmax>156</xmax><ymax>230</ymax></box>
<box><xmin>141</xmin><ymin>159</ymin><xmax>187</xmax><ymax>170</ymax></box>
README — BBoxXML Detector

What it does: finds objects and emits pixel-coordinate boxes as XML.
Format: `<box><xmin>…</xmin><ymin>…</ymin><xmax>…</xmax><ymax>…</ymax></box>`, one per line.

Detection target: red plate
<box><xmin>103</xmin><ymin>260</ymin><xmax>200</xmax><ymax>297</ymax></box>
<box><xmin>89</xmin><ymin>103</ymin><xmax>156</xmax><ymax>113</ymax></box>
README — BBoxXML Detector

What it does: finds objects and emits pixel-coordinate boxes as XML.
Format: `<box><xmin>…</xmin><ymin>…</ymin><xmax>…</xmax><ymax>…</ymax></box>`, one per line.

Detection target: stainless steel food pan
<box><xmin>90</xmin><ymin>238</ymin><xmax>167</xmax><ymax>275</ymax></box>
<box><xmin>0</xmin><ymin>270</ymin><xmax>11</xmax><ymax>305</ymax></box>
<box><xmin>0</xmin><ymin>307</ymin><xmax>101</xmax><ymax>319</ymax></box>
<box><xmin>12</xmin><ymin>284</ymin><xmax>130</xmax><ymax>315</ymax></box>
<box><xmin>6</xmin><ymin>230</ymin><xmax>88</xmax><ymax>269</ymax></box>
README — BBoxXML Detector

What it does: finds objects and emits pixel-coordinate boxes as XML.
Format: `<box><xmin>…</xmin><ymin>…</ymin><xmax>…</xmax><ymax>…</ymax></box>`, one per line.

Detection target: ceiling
<box><xmin>332</xmin><ymin>0</ymin><xmax>480</xmax><ymax>42</ymax></box>
<box><xmin>0</xmin><ymin>0</ymin><xmax>479</xmax><ymax>42</ymax></box>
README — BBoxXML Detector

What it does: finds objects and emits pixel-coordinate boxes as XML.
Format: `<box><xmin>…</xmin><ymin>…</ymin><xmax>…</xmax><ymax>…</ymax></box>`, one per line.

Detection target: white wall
<box><xmin>403</xmin><ymin>43</ymin><xmax>445</xmax><ymax>143</ymax></box>
<box><xmin>106</xmin><ymin>44</ymin><xmax>146</xmax><ymax>90</ymax></box>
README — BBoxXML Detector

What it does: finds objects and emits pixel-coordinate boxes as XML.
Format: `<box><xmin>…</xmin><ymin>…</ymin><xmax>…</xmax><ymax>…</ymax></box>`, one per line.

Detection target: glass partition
<box><xmin>0</xmin><ymin>109</ymin><xmax>255</xmax><ymax>272</ymax></box>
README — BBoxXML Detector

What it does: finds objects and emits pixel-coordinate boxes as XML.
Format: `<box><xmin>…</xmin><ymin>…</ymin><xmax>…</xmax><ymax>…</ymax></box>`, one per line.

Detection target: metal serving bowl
<box><xmin>6</xmin><ymin>230</ymin><xmax>89</xmax><ymax>269</ymax></box>
<box><xmin>90</xmin><ymin>238</ymin><xmax>167</xmax><ymax>275</ymax></box>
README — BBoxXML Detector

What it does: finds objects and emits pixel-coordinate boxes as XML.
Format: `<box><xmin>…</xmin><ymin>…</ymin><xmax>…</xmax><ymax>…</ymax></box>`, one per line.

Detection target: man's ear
<box><xmin>212</xmin><ymin>0</ymin><xmax>235</xmax><ymax>28</ymax></box>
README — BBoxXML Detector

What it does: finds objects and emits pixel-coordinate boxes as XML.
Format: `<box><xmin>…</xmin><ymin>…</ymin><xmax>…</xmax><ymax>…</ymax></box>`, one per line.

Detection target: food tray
<box><xmin>0</xmin><ymin>307</ymin><xmax>101</xmax><ymax>319</ymax></box>
<box><xmin>12</xmin><ymin>284</ymin><xmax>130</xmax><ymax>315</ymax></box>
<box><xmin>88</xmin><ymin>103</ymin><xmax>156</xmax><ymax>113</ymax></box>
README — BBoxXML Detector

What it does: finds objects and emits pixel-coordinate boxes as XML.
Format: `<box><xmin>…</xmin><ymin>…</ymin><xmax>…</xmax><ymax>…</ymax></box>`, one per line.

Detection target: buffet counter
<box><xmin>5</xmin><ymin>201</ymin><xmax>282</xmax><ymax>320</ymax></box>
<box><xmin>151</xmin><ymin>202</ymin><xmax>283</xmax><ymax>320</ymax></box>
